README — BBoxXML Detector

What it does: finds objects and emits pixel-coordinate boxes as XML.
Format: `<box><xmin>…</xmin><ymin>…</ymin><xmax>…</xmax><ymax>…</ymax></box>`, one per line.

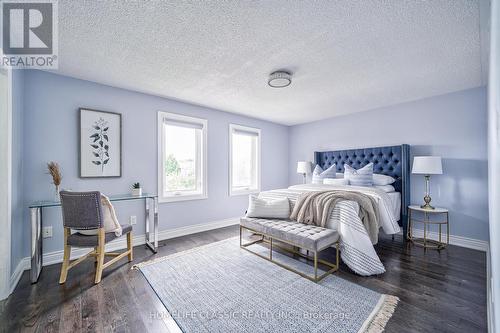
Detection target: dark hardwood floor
<box><xmin>0</xmin><ymin>225</ymin><xmax>487</xmax><ymax>332</ymax></box>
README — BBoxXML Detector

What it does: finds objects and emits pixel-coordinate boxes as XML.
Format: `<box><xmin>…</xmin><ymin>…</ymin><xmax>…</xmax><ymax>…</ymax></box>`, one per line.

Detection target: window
<box><xmin>158</xmin><ymin>112</ymin><xmax>207</xmax><ymax>202</ymax></box>
<box><xmin>229</xmin><ymin>124</ymin><xmax>261</xmax><ymax>196</ymax></box>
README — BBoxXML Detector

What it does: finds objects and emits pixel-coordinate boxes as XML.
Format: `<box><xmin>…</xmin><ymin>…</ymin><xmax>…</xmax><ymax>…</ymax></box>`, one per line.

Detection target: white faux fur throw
<box><xmin>78</xmin><ymin>194</ymin><xmax>123</xmax><ymax>236</ymax></box>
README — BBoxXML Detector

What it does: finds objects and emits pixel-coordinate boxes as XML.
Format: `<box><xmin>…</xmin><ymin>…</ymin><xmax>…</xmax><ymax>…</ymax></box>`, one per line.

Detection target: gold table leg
<box><xmin>447</xmin><ymin>212</ymin><xmax>450</xmax><ymax>245</ymax></box>
<box><xmin>408</xmin><ymin>209</ymin><xmax>412</xmax><ymax>239</ymax></box>
<box><xmin>409</xmin><ymin>210</ymin><xmax>449</xmax><ymax>250</ymax></box>
<box><xmin>270</xmin><ymin>238</ymin><xmax>273</xmax><ymax>261</ymax></box>
<box><xmin>423</xmin><ymin>212</ymin><xmax>427</xmax><ymax>250</ymax></box>
<box><xmin>439</xmin><ymin>224</ymin><xmax>442</xmax><ymax>244</ymax></box>
<box><xmin>314</xmin><ymin>252</ymin><xmax>318</xmax><ymax>281</ymax></box>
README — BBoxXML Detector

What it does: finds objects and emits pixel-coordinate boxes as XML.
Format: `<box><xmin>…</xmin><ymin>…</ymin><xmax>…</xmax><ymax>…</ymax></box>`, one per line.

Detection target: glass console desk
<box><xmin>29</xmin><ymin>193</ymin><xmax>158</xmax><ymax>283</ymax></box>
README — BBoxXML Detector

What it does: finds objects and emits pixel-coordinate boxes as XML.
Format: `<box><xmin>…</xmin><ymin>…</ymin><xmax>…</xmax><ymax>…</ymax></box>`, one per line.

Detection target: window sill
<box><xmin>229</xmin><ymin>189</ymin><xmax>260</xmax><ymax>197</ymax></box>
<box><xmin>159</xmin><ymin>194</ymin><xmax>208</xmax><ymax>203</ymax></box>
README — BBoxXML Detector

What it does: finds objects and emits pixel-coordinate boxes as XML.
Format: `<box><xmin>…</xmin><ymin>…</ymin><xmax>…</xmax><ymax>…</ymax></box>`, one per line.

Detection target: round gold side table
<box><xmin>408</xmin><ymin>205</ymin><xmax>449</xmax><ymax>250</ymax></box>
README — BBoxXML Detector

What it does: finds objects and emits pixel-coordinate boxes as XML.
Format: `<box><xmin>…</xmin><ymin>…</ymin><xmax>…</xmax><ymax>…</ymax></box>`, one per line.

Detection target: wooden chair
<box><xmin>59</xmin><ymin>191</ymin><xmax>133</xmax><ymax>284</ymax></box>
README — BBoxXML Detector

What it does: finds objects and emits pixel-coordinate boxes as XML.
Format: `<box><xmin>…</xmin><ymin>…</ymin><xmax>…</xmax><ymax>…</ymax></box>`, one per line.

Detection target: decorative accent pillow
<box><xmin>323</xmin><ymin>178</ymin><xmax>349</xmax><ymax>186</ymax></box>
<box><xmin>374</xmin><ymin>185</ymin><xmax>396</xmax><ymax>193</ymax></box>
<box><xmin>311</xmin><ymin>164</ymin><xmax>337</xmax><ymax>184</ymax></box>
<box><xmin>246</xmin><ymin>195</ymin><xmax>290</xmax><ymax>219</ymax></box>
<box><xmin>78</xmin><ymin>194</ymin><xmax>123</xmax><ymax>236</ymax></box>
<box><xmin>344</xmin><ymin>163</ymin><xmax>374</xmax><ymax>186</ymax></box>
<box><xmin>373</xmin><ymin>173</ymin><xmax>396</xmax><ymax>186</ymax></box>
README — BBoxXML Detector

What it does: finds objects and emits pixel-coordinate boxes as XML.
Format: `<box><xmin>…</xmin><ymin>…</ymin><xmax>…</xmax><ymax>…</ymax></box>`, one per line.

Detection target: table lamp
<box><xmin>296</xmin><ymin>161</ymin><xmax>311</xmax><ymax>184</ymax></box>
<box><xmin>412</xmin><ymin>156</ymin><xmax>443</xmax><ymax>210</ymax></box>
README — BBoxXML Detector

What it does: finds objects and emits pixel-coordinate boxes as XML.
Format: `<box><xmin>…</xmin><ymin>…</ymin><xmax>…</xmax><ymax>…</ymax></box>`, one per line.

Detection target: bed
<box><xmin>313</xmin><ymin>144</ymin><xmax>410</xmax><ymax>234</ymax></box>
<box><xmin>256</xmin><ymin>144</ymin><xmax>410</xmax><ymax>276</ymax></box>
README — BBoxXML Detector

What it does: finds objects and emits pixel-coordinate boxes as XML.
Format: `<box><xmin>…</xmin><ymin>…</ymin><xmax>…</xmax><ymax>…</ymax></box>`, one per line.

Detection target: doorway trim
<box><xmin>0</xmin><ymin>68</ymin><xmax>13</xmax><ymax>300</ymax></box>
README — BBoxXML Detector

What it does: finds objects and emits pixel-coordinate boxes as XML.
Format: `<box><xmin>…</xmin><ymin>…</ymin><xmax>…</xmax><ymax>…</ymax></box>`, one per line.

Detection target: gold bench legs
<box><xmin>239</xmin><ymin>225</ymin><xmax>339</xmax><ymax>282</ymax></box>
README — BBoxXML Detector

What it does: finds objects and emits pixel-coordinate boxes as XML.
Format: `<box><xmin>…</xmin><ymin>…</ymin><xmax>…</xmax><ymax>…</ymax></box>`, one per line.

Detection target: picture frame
<box><xmin>79</xmin><ymin>108</ymin><xmax>122</xmax><ymax>178</ymax></box>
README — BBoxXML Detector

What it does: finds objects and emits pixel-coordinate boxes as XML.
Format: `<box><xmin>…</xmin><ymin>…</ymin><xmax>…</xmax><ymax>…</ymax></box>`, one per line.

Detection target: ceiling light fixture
<box><xmin>268</xmin><ymin>71</ymin><xmax>292</xmax><ymax>88</ymax></box>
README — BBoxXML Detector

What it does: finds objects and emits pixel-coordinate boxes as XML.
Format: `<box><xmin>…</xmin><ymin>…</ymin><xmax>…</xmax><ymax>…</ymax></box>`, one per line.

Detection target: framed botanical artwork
<box><xmin>79</xmin><ymin>108</ymin><xmax>122</xmax><ymax>178</ymax></box>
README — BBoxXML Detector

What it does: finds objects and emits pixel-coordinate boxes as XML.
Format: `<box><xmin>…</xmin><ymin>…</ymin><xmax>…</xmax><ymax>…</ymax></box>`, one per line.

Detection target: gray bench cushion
<box><xmin>68</xmin><ymin>224</ymin><xmax>132</xmax><ymax>247</ymax></box>
<box><xmin>240</xmin><ymin>217</ymin><xmax>338</xmax><ymax>252</ymax></box>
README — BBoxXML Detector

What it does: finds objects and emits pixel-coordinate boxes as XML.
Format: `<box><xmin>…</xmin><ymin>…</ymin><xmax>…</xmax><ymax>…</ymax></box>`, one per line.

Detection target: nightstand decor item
<box><xmin>296</xmin><ymin>161</ymin><xmax>311</xmax><ymax>184</ymax></box>
<box><xmin>408</xmin><ymin>205</ymin><xmax>449</xmax><ymax>250</ymax></box>
<box><xmin>412</xmin><ymin>156</ymin><xmax>442</xmax><ymax>210</ymax></box>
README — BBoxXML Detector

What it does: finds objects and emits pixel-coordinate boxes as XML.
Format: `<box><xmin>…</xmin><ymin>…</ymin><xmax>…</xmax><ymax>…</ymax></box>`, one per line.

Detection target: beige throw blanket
<box><xmin>290</xmin><ymin>190</ymin><xmax>380</xmax><ymax>244</ymax></box>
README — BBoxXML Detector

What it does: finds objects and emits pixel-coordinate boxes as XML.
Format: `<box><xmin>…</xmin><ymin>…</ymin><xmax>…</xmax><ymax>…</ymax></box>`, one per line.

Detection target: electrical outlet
<box><xmin>130</xmin><ymin>216</ymin><xmax>137</xmax><ymax>225</ymax></box>
<box><xmin>42</xmin><ymin>226</ymin><xmax>52</xmax><ymax>238</ymax></box>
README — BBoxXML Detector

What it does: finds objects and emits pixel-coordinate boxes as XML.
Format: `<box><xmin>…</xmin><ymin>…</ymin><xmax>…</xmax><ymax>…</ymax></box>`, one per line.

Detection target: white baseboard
<box><xmin>39</xmin><ymin>217</ymin><xmax>240</xmax><ymax>268</ymax></box>
<box><xmin>409</xmin><ymin>228</ymin><xmax>489</xmax><ymax>252</ymax></box>
<box><xmin>5</xmin><ymin>217</ymin><xmax>239</xmax><ymax>296</ymax></box>
<box><xmin>9</xmin><ymin>257</ymin><xmax>30</xmax><ymax>294</ymax></box>
<box><xmin>11</xmin><ymin>218</ymin><xmax>488</xmax><ymax>297</ymax></box>
<box><xmin>156</xmin><ymin>217</ymin><xmax>239</xmax><ymax>240</ymax></box>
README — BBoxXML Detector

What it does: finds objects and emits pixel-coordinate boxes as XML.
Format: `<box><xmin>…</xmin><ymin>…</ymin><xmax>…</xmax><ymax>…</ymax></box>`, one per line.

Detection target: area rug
<box><xmin>134</xmin><ymin>237</ymin><xmax>398</xmax><ymax>333</ymax></box>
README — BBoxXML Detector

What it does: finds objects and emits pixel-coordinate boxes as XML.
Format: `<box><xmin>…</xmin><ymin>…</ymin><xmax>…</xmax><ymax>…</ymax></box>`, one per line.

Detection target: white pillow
<box><xmin>373</xmin><ymin>173</ymin><xmax>396</xmax><ymax>186</ymax></box>
<box><xmin>336</xmin><ymin>173</ymin><xmax>344</xmax><ymax>179</ymax></box>
<box><xmin>374</xmin><ymin>185</ymin><xmax>396</xmax><ymax>193</ymax></box>
<box><xmin>246</xmin><ymin>195</ymin><xmax>290</xmax><ymax>219</ymax></box>
<box><xmin>323</xmin><ymin>178</ymin><xmax>349</xmax><ymax>186</ymax></box>
<box><xmin>344</xmin><ymin>163</ymin><xmax>374</xmax><ymax>186</ymax></box>
<box><xmin>312</xmin><ymin>164</ymin><xmax>336</xmax><ymax>184</ymax></box>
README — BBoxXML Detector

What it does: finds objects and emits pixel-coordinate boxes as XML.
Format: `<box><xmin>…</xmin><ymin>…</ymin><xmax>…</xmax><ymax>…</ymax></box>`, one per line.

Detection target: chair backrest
<box><xmin>60</xmin><ymin>191</ymin><xmax>103</xmax><ymax>230</ymax></box>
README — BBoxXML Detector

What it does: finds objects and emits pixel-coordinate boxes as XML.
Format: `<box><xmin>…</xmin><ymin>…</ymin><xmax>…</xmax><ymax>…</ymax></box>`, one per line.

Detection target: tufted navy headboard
<box><xmin>314</xmin><ymin>144</ymin><xmax>410</xmax><ymax>239</ymax></box>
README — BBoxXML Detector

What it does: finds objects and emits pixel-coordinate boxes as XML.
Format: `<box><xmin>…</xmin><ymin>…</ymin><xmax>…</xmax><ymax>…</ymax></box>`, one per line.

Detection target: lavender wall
<box><xmin>11</xmin><ymin>70</ymin><xmax>25</xmax><ymax>272</ymax></box>
<box><xmin>20</xmin><ymin>70</ymin><xmax>289</xmax><ymax>256</ymax></box>
<box><xmin>288</xmin><ymin>87</ymin><xmax>489</xmax><ymax>241</ymax></box>
<box><xmin>13</xmin><ymin>70</ymin><xmax>488</xmax><ymax>267</ymax></box>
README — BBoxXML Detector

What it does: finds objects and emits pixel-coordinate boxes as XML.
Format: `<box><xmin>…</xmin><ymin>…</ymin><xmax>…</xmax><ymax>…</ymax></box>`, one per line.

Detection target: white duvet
<box><xmin>258</xmin><ymin>184</ymin><xmax>401</xmax><ymax>276</ymax></box>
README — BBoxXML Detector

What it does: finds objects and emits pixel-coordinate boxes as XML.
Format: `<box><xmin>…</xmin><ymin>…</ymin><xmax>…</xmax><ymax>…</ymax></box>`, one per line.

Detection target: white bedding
<box><xmin>288</xmin><ymin>184</ymin><xmax>400</xmax><ymax>234</ymax></box>
<box><xmin>258</xmin><ymin>184</ymin><xmax>402</xmax><ymax>276</ymax></box>
<box><xmin>387</xmin><ymin>192</ymin><xmax>401</xmax><ymax>220</ymax></box>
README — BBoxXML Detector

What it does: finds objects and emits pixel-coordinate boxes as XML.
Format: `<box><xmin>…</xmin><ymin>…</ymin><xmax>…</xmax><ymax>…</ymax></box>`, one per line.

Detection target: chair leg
<box><xmin>59</xmin><ymin>245</ymin><xmax>71</xmax><ymax>284</ymax></box>
<box><xmin>95</xmin><ymin>229</ymin><xmax>105</xmax><ymax>284</ymax></box>
<box><xmin>59</xmin><ymin>228</ymin><xmax>71</xmax><ymax>284</ymax></box>
<box><xmin>127</xmin><ymin>232</ymin><xmax>133</xmax><ymax>262</ymax></box>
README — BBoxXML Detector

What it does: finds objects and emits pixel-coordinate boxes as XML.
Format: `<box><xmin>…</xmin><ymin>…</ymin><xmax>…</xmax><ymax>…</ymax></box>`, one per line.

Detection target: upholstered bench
<box><xmin>240</xmin><ymin>217</ymin><xmax>339</xmax><ymax>282</ymax></box>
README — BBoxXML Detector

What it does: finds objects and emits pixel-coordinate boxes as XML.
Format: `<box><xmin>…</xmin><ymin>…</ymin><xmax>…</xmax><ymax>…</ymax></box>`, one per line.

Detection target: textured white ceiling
<box><xmin>54</xmin><ymin>0</ymin><xmax>487</xmax><ymax>125</ymax></box>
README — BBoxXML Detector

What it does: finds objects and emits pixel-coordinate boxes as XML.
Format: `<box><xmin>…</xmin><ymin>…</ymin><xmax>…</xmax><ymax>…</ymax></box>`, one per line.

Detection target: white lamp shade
<box><xmin>412</xmin><ymin>156</ymin><xmax>443</xmax><ymax>175</ymax></box>
<box><xmin>297</xmin><ymin>161</ymin><xmax>311</xmax><ymax>174</ymax></box>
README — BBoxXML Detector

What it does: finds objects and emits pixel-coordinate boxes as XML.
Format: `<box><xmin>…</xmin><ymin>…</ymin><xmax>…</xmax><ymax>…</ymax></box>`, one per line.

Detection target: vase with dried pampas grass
<box><xmin>47</xmin><ymin>162</ymin><xmax>62</xmax><ymax>201</ymax></box>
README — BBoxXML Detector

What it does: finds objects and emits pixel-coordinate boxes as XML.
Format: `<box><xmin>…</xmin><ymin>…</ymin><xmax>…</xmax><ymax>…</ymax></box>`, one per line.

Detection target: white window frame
<box><xmin>157</xmin><ymin>111</ymin><xmax>208</xmax><ymax>203</ymax></box>
<box><xmin>229</xmin><ymin>124</ymin><xmax>261</xmax><ymax>196</ymax></box>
